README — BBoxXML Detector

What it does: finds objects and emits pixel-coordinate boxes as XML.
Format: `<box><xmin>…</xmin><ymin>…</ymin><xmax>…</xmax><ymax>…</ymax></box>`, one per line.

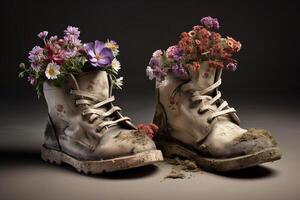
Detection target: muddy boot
<box><xmin>147</xmin><ymin>18</ymin><xmax>281</xmax><ymax>172</ymax></box>
<box><xmin>42</xmin><ymin>71</ymin><xmax>163</xmax><ymax>173</ymax></box>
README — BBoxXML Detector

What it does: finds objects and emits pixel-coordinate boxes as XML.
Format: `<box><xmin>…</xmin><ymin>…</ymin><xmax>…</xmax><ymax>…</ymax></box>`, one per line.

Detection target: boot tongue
<box><xmin>76</xmin><ymin>70</ymin><xmax>110</xmax><ymax>100</ymax></box>
<box><xmin>190</xmin><ymin>61</ymin><xmax>217</xmax><ymax>95</ymax></box>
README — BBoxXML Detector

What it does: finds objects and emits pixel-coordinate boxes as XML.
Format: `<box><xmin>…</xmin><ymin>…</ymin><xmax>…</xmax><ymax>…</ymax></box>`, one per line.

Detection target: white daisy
<box><xmin>105</xmin><ymin>40</ymin><xmax>119</xmax><ymax>56</ymax></box>
<box><xmin>146</xmin><ymin>66</ymin><xmax>155</xmax><ymax>80</ymax></box>
<box><xmin>111</xmin><ymin>58</ymin><xmax>121</xmax><ymax>72</ymax></box>
<box><xmin>45</xmin><ymin>62</ymin><xmax>60</xmax><ymax>80</ymax></box>
<box><xmin>114</xmin><ymin>77</ymin><xmax>123</xmax><ymax>88</ymax></box>
<box><xmin>152</xmin><ymin>50</ymin><xmax>162</xmax><ymax>57</ymax></box>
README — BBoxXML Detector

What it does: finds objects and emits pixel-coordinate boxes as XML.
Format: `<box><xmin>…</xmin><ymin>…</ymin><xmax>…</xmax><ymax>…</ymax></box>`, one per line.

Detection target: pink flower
<box><xmin>37</xmin><ymin>31</ymin><xmax>48</xmax><ymax>39</ymax></box>
<box><xmin>64</xmin><ymin>26</ymin><xmax>81</xmax><ymax>46</ymax></box>
<box><xmin>226</xmin><ymin>62</ymin><xmax>237</xmax><ymax>72</ymax></box>
<box><xmin>166</xmin><ymin>45</ymin><xmax>182</xmax><ymax>61</ymax></box>
<box><xmin>27</xmin><ymin>75</ymin><xmax>37</xmax><ymax>85</ymax></box>
<box><xmin>28</xmin><ymin>46</ymin><xmax>45</xmax><ymax>71</ymax></box>
<box><xmin>45</xmin><ymin>44</ymin><xmax>64</xmax><ymax>65</ymax></box>
<box><xmin>64</xmin><ymin>26</ymin><xmax>80</xmax><ymax>38</ymax></box>
<box><xmin>200</xmin><ymin>16</ymin><xmax>220</xmax><ymax>30</ymax></box>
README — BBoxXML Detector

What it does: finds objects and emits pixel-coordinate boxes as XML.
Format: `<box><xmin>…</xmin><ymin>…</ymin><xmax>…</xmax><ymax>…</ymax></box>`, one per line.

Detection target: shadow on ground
<box><xmin>0</xmin><ymin>149</ymin><xmax>160</xmax><ymax>179</ymax></box>
<box><xmin>213</xmin><ymin>165</ymin><xmax>278</xmax><ymax>179</ymax></box>
<box><xmin>0</xmin><ymin>149</ymin><xmax>279</xmax><ymax>180</ymax></box>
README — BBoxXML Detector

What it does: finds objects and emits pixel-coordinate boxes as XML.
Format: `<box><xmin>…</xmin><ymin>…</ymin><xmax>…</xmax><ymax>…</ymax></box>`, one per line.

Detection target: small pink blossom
<box><xmin>37</xmin><ymin>31</ymin><xmax>48</xmax><ymax>39</ymax></box>
<box><xmin>27</xmin><ymin>75</ymin><xmax>37</xmax><ymax>85</ymax></box>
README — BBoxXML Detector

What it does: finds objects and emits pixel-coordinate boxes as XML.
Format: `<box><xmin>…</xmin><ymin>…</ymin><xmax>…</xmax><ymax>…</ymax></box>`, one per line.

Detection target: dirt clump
<box><xmin>164</xmin><ymin>157</ymin><xmax>202</xmax><ymax>180</ymax></box>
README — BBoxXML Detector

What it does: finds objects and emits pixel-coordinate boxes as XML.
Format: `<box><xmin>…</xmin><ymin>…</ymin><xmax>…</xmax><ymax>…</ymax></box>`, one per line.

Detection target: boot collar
<box><xmin>69</xmin><ymin>70</ymin><xmax>110</xmax><ymax>101</ymax></box>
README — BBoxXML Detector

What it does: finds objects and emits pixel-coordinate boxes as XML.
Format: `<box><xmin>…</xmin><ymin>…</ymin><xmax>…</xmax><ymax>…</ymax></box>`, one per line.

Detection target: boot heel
<box><xmin>156</xmin><ymin>139</ymin><xmax>197</xmax><ymax>160</ymax></box>
<box><xmin>41</xmin><ymin>145</ymin><xmax>62</xmax><ymax>165</ymax></box>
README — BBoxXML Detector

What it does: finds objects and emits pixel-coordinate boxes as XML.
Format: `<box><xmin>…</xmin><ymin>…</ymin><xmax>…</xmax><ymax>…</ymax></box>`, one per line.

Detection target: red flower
<box><xmin>208</xmin><ymin>60</ymin><xmax>224</xmax><ymax>69</ymax></box>
<box><xmin>210</xmin><ymin>32</ymin><xmax>222</xmax><ymax>43</ymax></box>
<box><xmin>226</xmin><ymin>37</ymin><xmax>242</xmax><ymax>53</ymax></box>
<box><xmin>193</xmin><ymin>62</ymin><xmax>201</xmax><ymax>71</ymax></box>
<box><xmin>209</xmin><ymin>45</ymin><xmax>222</xmax><ymax>57</ymax></box>
<box><xmin>198</xmin><ymin>28</ymin><xmax>211</xmax><ymax>39</ymax></box>
<box><xmin>220</xmin><ymin>50</ymin><xmax>232</xmax><ymax>60</ymax></box>
<box><xmin>178</xmin><ymin>33</ymin><xmax>198</xmax><ymax>61</ymax></box>
<box><xmin>180</xmin><ymin>32</ymin><xmax>190</xmax><ymax>38</ymax></box>
<box><xmin>137</xmin><ymin>123</ymin><xmax>159</xmax><ymax>139</ymax></box>
<box><xmin>45</xmin><ymin>44</ymin><xmax>64</xmax><ymax>65</ymax></box>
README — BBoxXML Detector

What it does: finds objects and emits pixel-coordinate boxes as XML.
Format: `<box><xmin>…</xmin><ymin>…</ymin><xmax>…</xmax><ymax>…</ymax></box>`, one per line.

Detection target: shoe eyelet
<box><xmin>68</xmin><ymin>89</ymin><xmax>73</xmax><ymax>95</ymax></box>
<box><xmin>198</xmin><ymin>109</ymin><xmax>205</xmax><ymax>114</ymax></box>
<box><xmin>207</xmin><ymin>118</ymin><xmax>212</xmax><ymax>123</ymax></box>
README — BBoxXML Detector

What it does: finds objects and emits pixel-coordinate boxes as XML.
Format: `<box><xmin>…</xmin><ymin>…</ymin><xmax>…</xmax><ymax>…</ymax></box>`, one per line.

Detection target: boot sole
<box><xmin>41</xmin><ymin>146</ymin><xmax>164</xmax><ymax>174</ymax></box>
<box><xmin>157</xmin><ymin>140</ymin><xmax>281</xmax><ymax>172</ymax></box>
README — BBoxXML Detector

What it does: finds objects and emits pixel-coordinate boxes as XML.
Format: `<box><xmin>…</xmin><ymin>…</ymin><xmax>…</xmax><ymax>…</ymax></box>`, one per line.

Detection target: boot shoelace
<box><xmin>70</xmin><ymin>89</ymin><xmax>130</xmax><ymax>132</ymax></box>
<box><xmin>182</xmin><ymin>79</ymin><xmax>236</xmax><ymax>122</ymax></box>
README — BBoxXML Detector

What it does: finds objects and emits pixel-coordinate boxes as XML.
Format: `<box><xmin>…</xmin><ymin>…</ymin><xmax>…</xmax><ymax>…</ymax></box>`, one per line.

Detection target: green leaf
<box><xmin>35</xmin><ymin>80</ymin><xmax>44</xmax><ymax>98</ymax></box>
<box><xmin>62</xmin><ymin>56</ymin><xmax>87</xmax><ymax>74</ymax></box>
<box><xmin>53</xmin><ymin>73</ymin><xmax>66</xmax><ymax>87</ymax></box>
<box><xmin>18</xmin><ymin>71</ymin><xmax>25</xmax><ymax>78</ymax></box>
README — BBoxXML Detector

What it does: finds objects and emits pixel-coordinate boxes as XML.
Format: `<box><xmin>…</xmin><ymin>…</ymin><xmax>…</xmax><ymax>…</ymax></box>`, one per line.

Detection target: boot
<box><xmin>147</xmin><ymin>17</ymin><xmax>281</xmax><ymax>171</ymax></box>
<box><xmin>153</xmin><ymin>62</ymin><xmax>281</xmax><ymax>171</ymax></box>
<box><xmin>152</xmin><ymin>61</ymin><xmax>281</xmax><ymax>171</ymax></box>
<box><xmin>42</xmin><ymin>70</ymin><xmax>163</xmax><ymax>173</ymax></box>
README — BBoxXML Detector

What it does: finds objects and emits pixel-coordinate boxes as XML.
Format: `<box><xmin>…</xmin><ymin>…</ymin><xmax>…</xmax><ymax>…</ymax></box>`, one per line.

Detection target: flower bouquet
<box><xmin>19</xmin><ymin>26</ymin><xmax>123</xmax><ymax>97</ymax></box>
<box><xmin>146</xmin><ymin>16</ymin><xmax>242</xmax><ymax>87</ymax></box>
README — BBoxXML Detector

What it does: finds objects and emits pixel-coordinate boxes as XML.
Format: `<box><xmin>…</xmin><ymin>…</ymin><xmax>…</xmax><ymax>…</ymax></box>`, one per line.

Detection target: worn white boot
<box><xmin>42</xmin><ymin>71</ymin><xmax>163</xmax><ymax>173</ymax></box>
<box><xmin>19</xmin><ymin>26</ymin><xmax>163</xmax><ymax>174</ymax></box>
<box><xmin>153</xmin><ymin>62</ymin><xmax>280</xmax><ymax>171</ymax></box>
<box><xmin>147</xmin><ymin>17</ymin><xmax>281</xmax><ymax>171</ymax></box>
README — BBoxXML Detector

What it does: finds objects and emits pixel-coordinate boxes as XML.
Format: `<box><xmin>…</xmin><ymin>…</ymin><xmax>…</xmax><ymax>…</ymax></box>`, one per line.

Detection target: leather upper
<box><xmin>43</xmin><ymin>71</ymin><xmax>156</xmax><ymax>160</ymax></box>
<box><xmin>158</xmin><ymin>62</ymin><xmax>278</xmax><ymax>158</ymax></box>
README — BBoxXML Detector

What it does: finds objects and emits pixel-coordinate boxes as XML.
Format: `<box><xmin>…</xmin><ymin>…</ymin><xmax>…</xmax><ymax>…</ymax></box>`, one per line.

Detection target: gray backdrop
<box><xmin>1</xmin><ymin>0</ymin><xmax>299</xmax><ymax>101</ymax></box>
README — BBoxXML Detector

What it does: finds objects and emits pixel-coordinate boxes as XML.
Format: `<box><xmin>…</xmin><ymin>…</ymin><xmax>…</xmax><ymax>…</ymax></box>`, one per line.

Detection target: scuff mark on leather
<box><xmin>115</xmin><ymin>131</ymin><xmax>149</xmax><ymax>145</ymax></box>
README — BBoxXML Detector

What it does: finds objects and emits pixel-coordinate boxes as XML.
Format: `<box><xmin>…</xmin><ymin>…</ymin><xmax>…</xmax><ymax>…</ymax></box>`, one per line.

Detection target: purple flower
<box><xmin>200</xmin><ymin>16</ymin><xmax>220</xmax><ymax>30</ymax></box>
<box><xmin>171</xmin><ymin>64</ymin><xmax>187</xmax><ymax>78</ymax></box>
<box><xmin>64</xmin><ymin>26</ymin><xmax>81</xmax><ymax>46</ymax></box>
<box><xmin>37</xmin><ymin>31</ymin><xmax>48</xmax><ymax>39</ymax></box>
<box><xmin>28</xmin><ymin>46</ymin><xmax>44</xmax><ymax>62</ymax></box>
<box><xmin>49</xmin><ymin>35</ymin><xmax>58</xmax><ymax>42</ymax></box>
<box><xmin>166</xmin><ymin>45</ymin><xmax>182</xmax><ymax>61</ymax></box>
<box><xmin>84</xmin><ymin>40</ymin><xmax>114</xmax><ymax>67</ymax></box>
<box><xmin>149</xmin><ymin>56</ymin><xmax>161</xmax><ymax>67</ymax></box>
<box><xmin>28</xmin><ymin>46</ymin><xmax>45</xmax><ymax>71</ymax></box>
<box><xmin>27</xmin><ymin>75</ymin><xmax>37</xmax><ymax>85</ymax></box>
<box><xmin>63</xmin><ymin>50</ymin><xmax>78</xmax><ymax>59</ymax></box>
<box><xmin>147</xmin><ymin>50</ymin><xmax>168</xmax><ymax>81</ymax></box>
<box><xmin>226</xmin><ymin>62</ymin><xmax>237</xmax><ymax>72</ymax></box>
<box><xmin>64</xmin><ymin>35</ymin><xmax>82</xmax><ymax>46</ymax></box>
<box><xmin>30</xmin><ymin>62</ymin><xmax>41</xmax><ymax>72</ymax></box>
<box><xmin>64</xmin><ymin>26</ymin><xmax>80</xmax><ymax>38</ymax></box>
<box><xmin>152</xmin><ymin>65</ymin><xmax>167</xmax><ymax>81</ymax></box>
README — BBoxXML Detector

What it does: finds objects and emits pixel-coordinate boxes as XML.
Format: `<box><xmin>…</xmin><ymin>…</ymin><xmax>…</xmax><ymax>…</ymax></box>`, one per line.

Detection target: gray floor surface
<box><xmin>0</xmin><ymin>96</ymin><xmax>299</xmax><ymax>200</ymax></box>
